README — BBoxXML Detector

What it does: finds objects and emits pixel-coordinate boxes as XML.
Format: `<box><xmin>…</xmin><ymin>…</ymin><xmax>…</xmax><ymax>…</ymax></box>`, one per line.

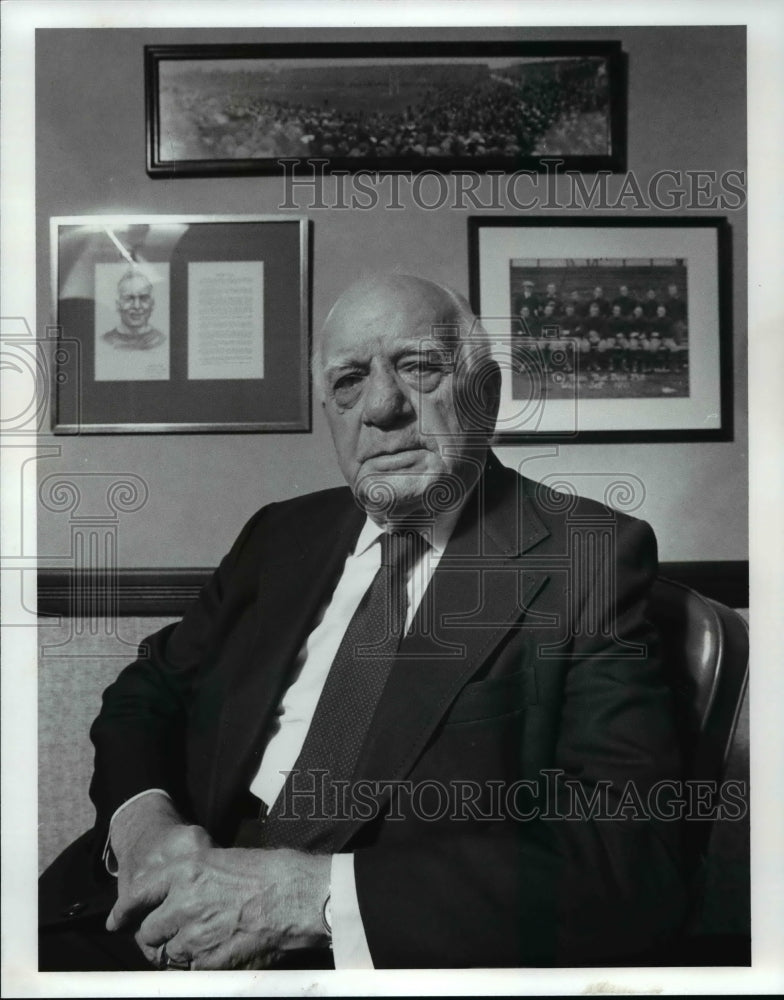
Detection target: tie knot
<box><xmin>380</xmin><ymin>528</ymin><xmax>426</xmax><ymax>574</ymax></box>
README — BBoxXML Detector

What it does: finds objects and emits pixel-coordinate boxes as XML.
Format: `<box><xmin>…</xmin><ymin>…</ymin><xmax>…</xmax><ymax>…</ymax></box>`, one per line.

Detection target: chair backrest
<box><xmin>648</xmin><ymin>577</ymin><xmax>749</xmax><ymax>785</ymax></box>
<box><xmin>647</xmin><ymin>577</ymin><xmax>749</xmax><ymax>869</ymax></box>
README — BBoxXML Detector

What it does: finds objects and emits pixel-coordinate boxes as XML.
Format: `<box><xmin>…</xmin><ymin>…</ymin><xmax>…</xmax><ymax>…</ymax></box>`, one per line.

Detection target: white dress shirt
<box><xmin>250</xmin><ymin>508</ymin><xmax>461</xmax><ymax>967</ymax></box>
<box><xmin>108</xmin><ymin>505</ymin><xmax>462</xmax><ymax>969</ymax></box>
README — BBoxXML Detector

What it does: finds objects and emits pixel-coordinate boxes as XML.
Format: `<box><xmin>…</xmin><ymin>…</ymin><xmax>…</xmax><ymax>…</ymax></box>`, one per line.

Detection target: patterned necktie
<box><xmin>260</xmin><ymin>528</ymin><xmax>425</xmax><ymax>851</ymax></box>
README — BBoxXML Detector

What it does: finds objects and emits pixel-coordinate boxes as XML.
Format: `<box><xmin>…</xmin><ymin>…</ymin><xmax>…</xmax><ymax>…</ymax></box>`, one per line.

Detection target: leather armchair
<box><xmin>647</xmin><ymin>577</ymin><xmax>750</xmax><ymax>964</ymax></box>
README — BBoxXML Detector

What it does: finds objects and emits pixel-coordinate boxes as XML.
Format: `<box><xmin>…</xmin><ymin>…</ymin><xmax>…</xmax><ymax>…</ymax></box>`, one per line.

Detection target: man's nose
<box><xmin>361</xmin><ymin>366</ymin><xmax>414</xmax><ymax>427</ymax></box>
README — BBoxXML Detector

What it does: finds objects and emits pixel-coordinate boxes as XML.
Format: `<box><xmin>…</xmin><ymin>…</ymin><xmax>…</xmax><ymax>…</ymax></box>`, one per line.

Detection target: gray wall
<box><xmin>36</xmin><ymin>25</ymin><xmax>747</xmax><ymax>568</ymax></box>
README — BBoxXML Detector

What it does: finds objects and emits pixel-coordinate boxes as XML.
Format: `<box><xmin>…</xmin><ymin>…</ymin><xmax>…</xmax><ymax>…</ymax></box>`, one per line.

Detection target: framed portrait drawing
<box><xmin>468</xmin><ymin>216</ymin><xmax>732</xmax><ymax>443</ymax></box>
<box><xmin>145</xmin><ymin>41</ymin><xmax>626</xmax><ymax>177</ymax></box>
<box><xmin>50</xmin><ymin>215</ymin><xmax>310</xmax><ymax>433</ymax></box>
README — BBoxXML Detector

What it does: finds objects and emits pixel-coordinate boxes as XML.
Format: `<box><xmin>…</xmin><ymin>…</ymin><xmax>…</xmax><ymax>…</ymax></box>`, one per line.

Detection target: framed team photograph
<box><xmin>468</xmin><ymin>216</ymin><xmax>732</xmax><ymax>443</ymax></box>
<box><xmin>145</xmin><ymin>41</ymin><xmax>627</xmax><ymax>177</ymax></box>
<box><xmin>50</xmin><ymin>214</ymin><xmax>310</xmax><ymax>433</ymax></box>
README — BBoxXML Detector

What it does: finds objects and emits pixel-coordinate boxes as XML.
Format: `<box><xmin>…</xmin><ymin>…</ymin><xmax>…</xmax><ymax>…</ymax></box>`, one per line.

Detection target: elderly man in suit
<box><xmin>39</xmin><ymin>273</ymin><xmax>687</xmax><ymax>971</ymax></box>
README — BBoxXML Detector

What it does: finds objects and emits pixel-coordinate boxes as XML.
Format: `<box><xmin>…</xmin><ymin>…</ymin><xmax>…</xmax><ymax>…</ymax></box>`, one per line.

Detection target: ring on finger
<box><xmin>158</xmin><ymin>942</ymin><xmax>191</xmax><ymax>971</ymax></box>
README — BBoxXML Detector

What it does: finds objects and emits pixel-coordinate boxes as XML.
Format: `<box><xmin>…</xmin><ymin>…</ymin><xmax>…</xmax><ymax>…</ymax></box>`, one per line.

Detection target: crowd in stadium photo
<box><xmin>511</xmin><ymin>277</ymin><xmax>689</xmax><ymax>392</ymax></box>
<box><xmin>159</xmin><ymin>57</ymin><xmax>608</xmax><ymax>162</ymax></box>
<box><xmin>266</xmin><ymin>67</ymin><xmax>603</xmax><ymax>160</ymax></box>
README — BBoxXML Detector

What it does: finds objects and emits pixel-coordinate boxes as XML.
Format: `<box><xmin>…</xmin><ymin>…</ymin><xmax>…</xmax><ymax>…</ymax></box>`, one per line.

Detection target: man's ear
<box><xmin>475</xmin><ymin>358</ymin><xmax>501</xmax><ymax>434</ymax></box>
<box><xmin>460</xmin><ymin>357</ymin><xmax>501</xmax><ymax>436</ymax></box>
<box><xmin>483</xmin><ymin>360</ymin><xmax>502</xmax><ymax>426</ymax></box>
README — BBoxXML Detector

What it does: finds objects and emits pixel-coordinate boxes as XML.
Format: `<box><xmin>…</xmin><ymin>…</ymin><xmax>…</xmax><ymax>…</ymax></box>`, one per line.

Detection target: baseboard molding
<box><xmin>37</xmin><ymin>561</ymin><xmax>749</xmax><ymax>618</ymax></box>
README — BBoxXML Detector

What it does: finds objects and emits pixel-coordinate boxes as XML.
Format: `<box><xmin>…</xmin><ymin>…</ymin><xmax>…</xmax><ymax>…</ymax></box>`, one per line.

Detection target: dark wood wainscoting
<box><xmin>38</xmin><ymin>561</ymin><xmax>749</xmax><ymax>618</ymax></box>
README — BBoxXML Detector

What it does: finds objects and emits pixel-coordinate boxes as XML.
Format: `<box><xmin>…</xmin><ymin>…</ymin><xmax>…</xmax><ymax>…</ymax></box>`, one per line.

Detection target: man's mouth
<box><xmin>363</xmin><ymin>448</ymin><xmax>426</xmax><ymax>470</ymax></box>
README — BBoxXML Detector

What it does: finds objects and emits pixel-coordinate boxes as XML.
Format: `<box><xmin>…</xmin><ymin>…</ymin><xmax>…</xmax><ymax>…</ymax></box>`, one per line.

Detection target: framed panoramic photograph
<box><xmin>468</xmin><ymin>216</ymin><xmax>732</xmax><ymax>443</ymax></box>
<box><xmin>50</xmin><ymin>215</ymin><xmax>310</xmax><ymax>433</ymax></box>
<box><xmin>145</xmin><ymin>41</ymin><xmax>626</xmax><ymax>177</ymax></box>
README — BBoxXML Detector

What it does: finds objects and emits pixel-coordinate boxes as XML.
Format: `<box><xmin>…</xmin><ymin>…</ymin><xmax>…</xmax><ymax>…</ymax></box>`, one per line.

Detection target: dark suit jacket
<box><xmin>42</xmin><ymin>453</ymin><xmax>688</xmax><ymax>967</ymax></box>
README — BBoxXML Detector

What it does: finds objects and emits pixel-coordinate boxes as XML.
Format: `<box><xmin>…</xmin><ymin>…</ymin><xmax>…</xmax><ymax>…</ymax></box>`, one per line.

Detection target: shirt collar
<box><xmin>352</xmin><ymin>501</ymin><xmax>464</xmax><ymax>560</ymax></box>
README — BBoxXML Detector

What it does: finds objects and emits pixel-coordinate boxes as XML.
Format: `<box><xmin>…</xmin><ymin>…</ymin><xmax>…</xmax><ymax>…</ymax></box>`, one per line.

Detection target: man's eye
<box><xmin>398</xmin><ymin>358</ymin><xmax>450</xmax><ymax>389</ymax></box>
<box><xmin>334</xmin><ymin>373</ymin><xmax>363</xmax><ymax>390</ymax></box>
<box><xmin>332</xmin><ymin>373</ymin><xmax>364</xmax><ymax>406</ymax></box>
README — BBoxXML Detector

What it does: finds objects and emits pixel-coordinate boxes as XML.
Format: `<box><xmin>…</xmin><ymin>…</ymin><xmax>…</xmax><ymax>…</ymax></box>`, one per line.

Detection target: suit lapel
<box><xmin>206</xmin><ymin>493</ymin><xmax>365</xmax><ymax>827</ymax></box>
<box><xmin>333</xmin><ymin>453</ymin><xmax>551</xmax><ymax>850</ymax></box>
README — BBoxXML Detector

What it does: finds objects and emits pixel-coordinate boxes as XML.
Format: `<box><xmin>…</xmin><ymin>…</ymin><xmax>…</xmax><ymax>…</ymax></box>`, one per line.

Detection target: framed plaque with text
<box><xmin>50</xmin><ymin>215</ymin><xmax>310</xmax><ymax>433</ymax></box>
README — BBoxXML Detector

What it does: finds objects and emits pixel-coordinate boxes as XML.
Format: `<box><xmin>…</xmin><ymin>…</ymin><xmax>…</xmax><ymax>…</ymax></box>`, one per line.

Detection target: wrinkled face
<box><xmin>319</xmin><ymin>281</ymin><xmax>498</xmax><ymax>522</ymax></box>
<box><xmin>117</xmin><ymin>275</ymin><xmax>154</xmax><ymax>330</ymax></box>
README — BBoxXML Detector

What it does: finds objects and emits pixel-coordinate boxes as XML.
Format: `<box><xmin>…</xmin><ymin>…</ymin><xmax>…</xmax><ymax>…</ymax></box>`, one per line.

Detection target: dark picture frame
<box><xmin>467</xmin><ymin>216</ymin><xmax>732</xmax><ymax>444</ymax></box>
<box><xmin>145</xmin><ymin>41</ymin><xmax>627</xmax><ymax>177</ymax></box>
<box><xmin>50</xmin><ymin>215</ymin><xmax>310</xmax><ymax>434</ymax></box>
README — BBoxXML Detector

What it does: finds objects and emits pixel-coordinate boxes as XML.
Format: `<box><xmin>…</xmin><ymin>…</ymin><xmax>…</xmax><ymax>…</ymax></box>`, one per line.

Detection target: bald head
<box><xmin>316</xmin><ymin>274</ymin><xmax>489</xmax><ymax>397</ymax></box>
<box><xmin>316</xmin><ymin>273</ymin><xmax>500</xmax><ymax>522</ymax></box>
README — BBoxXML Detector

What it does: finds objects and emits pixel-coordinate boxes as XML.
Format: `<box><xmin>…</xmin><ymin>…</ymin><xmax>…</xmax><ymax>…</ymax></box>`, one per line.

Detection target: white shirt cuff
<box><xmin>330</xmin><ymin>853</ymin><xmax>374</xmax><ymax>969</ymax></box>
<box><xmin>102</xmin><ymin>788</ymin><xmax>172</xmax><ymax>876</ymax></box>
